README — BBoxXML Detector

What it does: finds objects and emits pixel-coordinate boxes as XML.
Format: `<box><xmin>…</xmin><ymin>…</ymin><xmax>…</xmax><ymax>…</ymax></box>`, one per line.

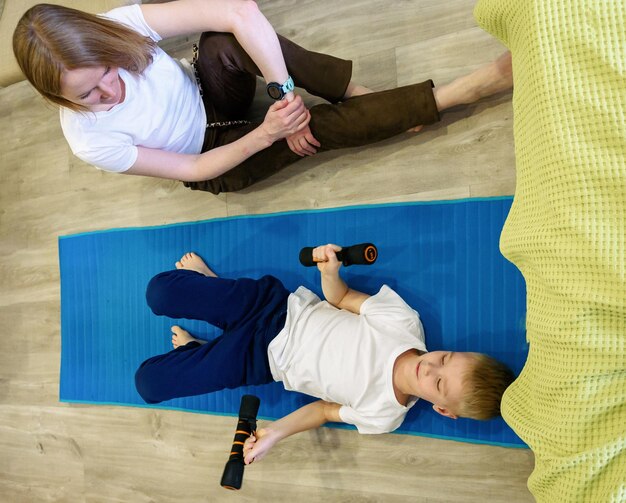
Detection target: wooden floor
<box><xmin>0</xmin><ymin>0</ymin><xmax>534</xmax><ymax>501</ymax></box>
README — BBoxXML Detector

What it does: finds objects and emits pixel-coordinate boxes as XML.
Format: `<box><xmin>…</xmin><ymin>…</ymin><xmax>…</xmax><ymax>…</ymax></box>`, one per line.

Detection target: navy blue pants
<box><xmin>135</xmin><ymin>269</ymin><xmax>290</xmax><ymax>404</ymax></box>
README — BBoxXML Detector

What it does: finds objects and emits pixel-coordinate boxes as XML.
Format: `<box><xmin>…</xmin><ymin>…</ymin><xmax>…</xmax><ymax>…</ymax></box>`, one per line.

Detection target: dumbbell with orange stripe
<box><xmin>220</xmin><ymin>395</ymin><xmax>260</xmax><ymax>490</ymax></box>
<box><xmin>299</xmin><ymin>242</ymin><xmax>378</xmax><ymax>267</ymax></box>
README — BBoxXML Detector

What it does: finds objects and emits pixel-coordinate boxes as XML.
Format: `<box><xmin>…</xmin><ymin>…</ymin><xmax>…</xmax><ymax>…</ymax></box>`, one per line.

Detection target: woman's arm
<box><xmin>242</xmin><ymin>400</ymin><xmax>342</xmax><ymax>464</ymax></box>
<box><xmin>126</xmin><ymin>97</ymin><xmax>309</xmax><ymax>181</ymax></box>
<box><xmin>141</xmin><ymin>0</ymin><xmax>293</xmax><ymax>100</ymax></box>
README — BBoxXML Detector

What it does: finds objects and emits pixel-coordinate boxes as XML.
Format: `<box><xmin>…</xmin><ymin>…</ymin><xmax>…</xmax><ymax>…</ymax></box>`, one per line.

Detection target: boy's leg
<box><xmin>146</xmin><ymin>269</ymin><xmax>287</xmax><ymax>330</ymax></box>
<box><xmin>137</xmin><ymin>270</ymin><xmax>290</xmax><ymax>404</ymax></box>
<box><xmin>135</xmin><ymin>321</ymin><xmax>281</xmax><ymax>404</ymax></box>
<box><xmin>135</xmin><ymin>337</ymin><xmax>227</xmax><ymax>403</ymax></box>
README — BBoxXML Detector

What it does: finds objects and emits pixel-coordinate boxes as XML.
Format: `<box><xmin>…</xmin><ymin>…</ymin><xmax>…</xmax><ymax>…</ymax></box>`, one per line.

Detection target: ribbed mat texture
<box><xmin>59</xmin><ymin>198</ymin><xmax>527</xmax><ymax>447</ymax></box>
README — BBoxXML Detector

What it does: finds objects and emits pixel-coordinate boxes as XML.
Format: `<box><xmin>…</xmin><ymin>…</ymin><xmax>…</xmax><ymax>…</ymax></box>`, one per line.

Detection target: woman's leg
<box><xmin>185</xmin><ymin>79</ymin><xmax>439</xmax><ymax>193</ymax></box>
<box><xmin>187</xmin><ymin>35</ymin><xmax>512</xmax><ymax>193</ymax></box>
<box><xmin>196</xmin><ymin>32</ymin><xmax>353</xmax><ymax>121</ymax></box>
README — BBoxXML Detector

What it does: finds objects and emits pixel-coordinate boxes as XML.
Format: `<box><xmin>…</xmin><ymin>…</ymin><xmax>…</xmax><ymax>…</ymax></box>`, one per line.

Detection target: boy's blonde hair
<box><xmin>13</xmin><ymin>3</ymin><xmax>157</xmax><ymax>112</ymax></box>
<box><xmin>457</xmin><ymin>353</ymin><xmax>515</xmax><ymax>420</ymax></box>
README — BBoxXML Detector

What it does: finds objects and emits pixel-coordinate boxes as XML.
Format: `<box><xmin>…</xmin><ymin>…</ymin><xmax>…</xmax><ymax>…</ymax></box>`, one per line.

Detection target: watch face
<box><xmin>267</xmin><ymin>84</ymin><xmax>282</xmax><ymax>100</ymax></box>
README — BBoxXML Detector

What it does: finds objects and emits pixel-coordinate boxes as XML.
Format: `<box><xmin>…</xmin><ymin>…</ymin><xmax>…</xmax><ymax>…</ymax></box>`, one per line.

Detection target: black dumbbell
<box><xmin>299</xmin><ymin>243</ymin><xmax>378</xmax><ymax>267</ymax></box>
<box><xmin>220</xmin><ymin>395</ymin><xmax>260</xmax><ymax>490</ymax></box>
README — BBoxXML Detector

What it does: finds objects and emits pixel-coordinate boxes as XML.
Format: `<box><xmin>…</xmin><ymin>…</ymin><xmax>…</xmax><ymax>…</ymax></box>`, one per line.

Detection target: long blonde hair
<box><xmin>13</xmin><ymin>3</ymin><xmax>157</xmax><ymax>112</ymax></box>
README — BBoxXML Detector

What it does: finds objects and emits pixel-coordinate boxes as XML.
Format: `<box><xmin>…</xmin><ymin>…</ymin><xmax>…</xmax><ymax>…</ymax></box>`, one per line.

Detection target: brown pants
<box><xmin>185</xmin><ymin>32</ymin><xmax>440</xmax><ymax>194</ymax></box>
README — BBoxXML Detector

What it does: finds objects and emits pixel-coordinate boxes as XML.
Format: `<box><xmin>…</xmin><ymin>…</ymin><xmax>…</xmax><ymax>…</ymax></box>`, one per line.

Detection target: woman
<box><xmin>13</xmin><ymin>1</ymin><xmax>512</xmax><ymax>194</ymax></box>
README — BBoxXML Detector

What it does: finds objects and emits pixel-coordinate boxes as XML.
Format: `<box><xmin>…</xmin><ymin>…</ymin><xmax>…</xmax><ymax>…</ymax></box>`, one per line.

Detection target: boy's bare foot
<box><xmin>171</xmin><ymin>325</ymin><xmax>207</xmax><ymax>349</ymax></box>
<box><xmin>434</xmin><ymin>51</ymin><xmax>513</xmax><ymax>111</ymax></box>
<box><xmin>175</xmin><ymin>252</ymin><xmax>217</xmax><ymax>277</ymax></box>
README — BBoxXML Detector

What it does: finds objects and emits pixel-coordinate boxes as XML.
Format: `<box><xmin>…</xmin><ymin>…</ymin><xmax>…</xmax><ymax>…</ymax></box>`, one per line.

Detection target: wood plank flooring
<box><xmin>0</xmin><ymin>1</ymin><xmax>532</xmax><ymax>501</ymax></box>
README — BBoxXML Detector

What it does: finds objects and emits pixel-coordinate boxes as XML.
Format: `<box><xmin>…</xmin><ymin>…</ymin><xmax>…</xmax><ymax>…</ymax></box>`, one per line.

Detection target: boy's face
<box><xmin>410</xmin><ymin>351</ymin><xmax>475</xmax><ymax>419</ymax></box>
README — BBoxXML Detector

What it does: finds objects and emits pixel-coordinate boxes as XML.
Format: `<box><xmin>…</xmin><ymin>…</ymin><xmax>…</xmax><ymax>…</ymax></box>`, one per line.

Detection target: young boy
<box><xmin>135</xmin><ymin>245</ymin><xmax>514</xmax><ymax>464</ymax></box>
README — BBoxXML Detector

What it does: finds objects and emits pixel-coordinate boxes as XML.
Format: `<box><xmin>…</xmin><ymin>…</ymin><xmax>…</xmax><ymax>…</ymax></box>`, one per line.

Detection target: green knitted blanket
<box><xmin>474</xmin><ymin>0</ymin><xmax>626</xmax><ymax>501</ymax></box>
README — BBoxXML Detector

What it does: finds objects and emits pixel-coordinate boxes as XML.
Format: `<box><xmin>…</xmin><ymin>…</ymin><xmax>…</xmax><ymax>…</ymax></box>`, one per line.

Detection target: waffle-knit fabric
<box><xmin>474</xmin><ymin>1</ymin><xmax>626</xmax><ymax>501</ymax></box>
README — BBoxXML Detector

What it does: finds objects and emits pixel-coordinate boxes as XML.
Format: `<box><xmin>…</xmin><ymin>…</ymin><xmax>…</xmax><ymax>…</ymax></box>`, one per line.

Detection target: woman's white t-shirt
<box><xmin>59</xmin><ymin>4</ymin><xmax>206</xmax><ymax>172</ymax></box>
<box><xmin>268</xmin><ymin>285</ymin><xmax>427</xmax><ymax>434</ymax></box>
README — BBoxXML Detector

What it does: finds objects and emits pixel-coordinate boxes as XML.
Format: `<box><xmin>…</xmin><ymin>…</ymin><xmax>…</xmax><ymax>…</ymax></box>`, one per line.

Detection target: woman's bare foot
<box><xmin>343</xmin><ymin>81</ymin><xmax>373</xmax><ymax>99</ymax></box>
<box><xmin>171</xmin><ymin>325</ymin><xmax>207</xmax><ymax>349</ymax></box>
<box><xmin>434</xmin><ymin>51</ymin><xmax>513</xmax><ymax>111</ymax></box>
<box><xmin>407</xmin><ymin>125</ymin><xmax>424</xmax><ymax>133</ymax></box>
<box><xmin>175</xmin><ymin>252</ymin><xmax>217</xmax><ymax>277</ymax></box>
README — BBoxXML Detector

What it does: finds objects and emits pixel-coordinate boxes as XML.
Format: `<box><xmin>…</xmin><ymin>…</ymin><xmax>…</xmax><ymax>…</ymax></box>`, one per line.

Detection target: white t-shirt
<box><xmin>268</xmin><ymin>285</ymin><xmax>427</xmax><ymax>434</ymax></box>
<box><xmin>59</xmin><ymin>5</ymin><xmax>206</xmax><ymax>172</ymax></box>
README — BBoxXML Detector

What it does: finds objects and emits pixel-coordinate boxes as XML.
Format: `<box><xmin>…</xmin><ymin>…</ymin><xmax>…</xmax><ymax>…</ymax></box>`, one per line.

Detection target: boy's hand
<box><xmin>312</xmin><ymin>244</ymin><xmax>342</xmax><ymax>275</ymax></box>
<box><xmin>243</xmin><ymin>427</ymin><xmax>280</xmax><ymax>465</ymax></box>
<box><xmin>314</xmin><ymin>245</ymin><xmax>369</xmax><ymax>313</ymax></box>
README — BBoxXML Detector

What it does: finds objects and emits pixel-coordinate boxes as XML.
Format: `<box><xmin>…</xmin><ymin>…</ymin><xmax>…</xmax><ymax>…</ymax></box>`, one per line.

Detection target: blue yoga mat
<box><xmin>59</xmin><ymin>198</ymin><xmax>528</xmax><ymax>447</ymax></box>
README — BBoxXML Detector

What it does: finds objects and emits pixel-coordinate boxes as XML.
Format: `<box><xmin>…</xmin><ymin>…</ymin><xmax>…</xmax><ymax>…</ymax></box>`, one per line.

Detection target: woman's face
<box><xmin>60</xmin><ymin>66</ymin><xmax>125</xmax><ymax>110</ymax></box>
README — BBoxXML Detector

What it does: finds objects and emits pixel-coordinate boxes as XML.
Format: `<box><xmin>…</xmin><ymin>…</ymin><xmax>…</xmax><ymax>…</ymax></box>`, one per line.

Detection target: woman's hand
<box><xmin>261</xmin><ymin>95</ymin><xmax>311</xmax><ymax>144</ymax></box>
<box><xmin>286</xmin><ymin>110</ymin><xmax>321</xmax><ymax>156</ymax></box>
<box><xmin>243</xmin><ymin>427</ymin><xmax>281</xmax><ymax>465</ymax></box>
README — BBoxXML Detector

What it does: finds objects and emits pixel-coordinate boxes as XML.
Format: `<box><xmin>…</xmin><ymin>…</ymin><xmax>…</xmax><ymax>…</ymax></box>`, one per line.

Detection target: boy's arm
<box><xmin>314</xmin><ymin>244</ymin><xmax>370</xmax><ymax>314</ymax></box>
<box><xmin>243</xmin><ymin>400</ymin><xmax>342</xmax><ymax>464</ymax></box>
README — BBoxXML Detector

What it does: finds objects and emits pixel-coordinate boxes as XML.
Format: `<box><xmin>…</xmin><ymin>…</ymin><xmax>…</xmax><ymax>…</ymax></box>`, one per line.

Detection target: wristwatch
<box><xmin>266</xmin><ymin>76</ymin><xmax>295</xmax><ymax>100</ymax></box>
